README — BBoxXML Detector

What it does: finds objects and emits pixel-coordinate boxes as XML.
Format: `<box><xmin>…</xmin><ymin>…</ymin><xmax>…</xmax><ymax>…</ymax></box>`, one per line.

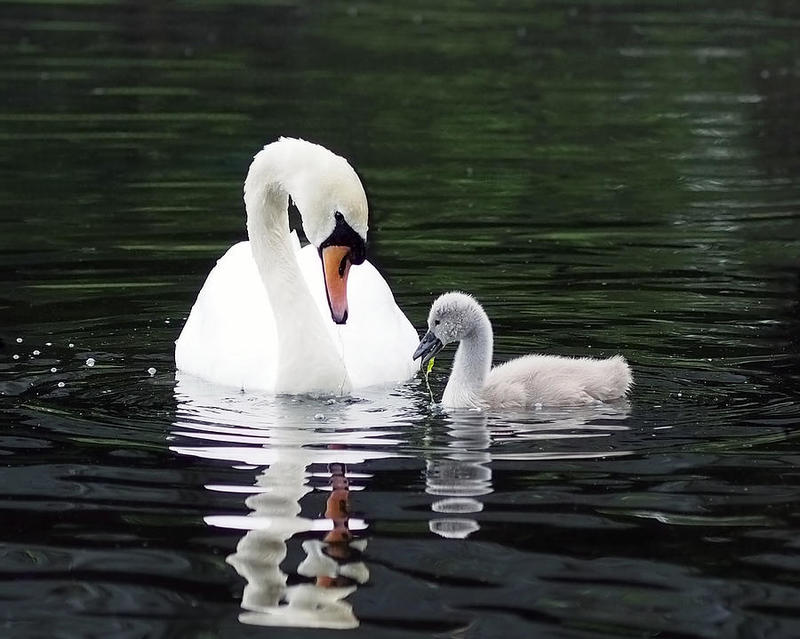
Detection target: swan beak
<box><xmin>321</xmin><ymin>245</ymin><xmax>352</xmax><ymax>324</ymax></box>
<box><xmin>413</xmin><ymin>330</ymin><xmax>444</xmax><ymax>365</ymax></box>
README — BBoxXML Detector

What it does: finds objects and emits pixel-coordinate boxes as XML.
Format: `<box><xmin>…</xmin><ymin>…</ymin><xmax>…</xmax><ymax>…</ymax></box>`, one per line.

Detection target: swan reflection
<box><xmin>223</xmin><ymin>462</ymin><xmax>368</xmax><ymax>629</ymax></box>
<box><xmin>426</xmin><ymin>412</ymin><xmax>492</xmax><ymax>539</ymax></box>
<box><xmin>171</xmin><ymin>373</ymin><xmax>633</xmax><ymax>627</ymax></box>
<box><xmin>425</xmin><ymin>404</ymin><xmax>633</xmax><ymax>538</ymax></box>
<box><xmin>171</xmin><ymin>374</ymin><xmax>414</xmax><ymax>629</ymax></box>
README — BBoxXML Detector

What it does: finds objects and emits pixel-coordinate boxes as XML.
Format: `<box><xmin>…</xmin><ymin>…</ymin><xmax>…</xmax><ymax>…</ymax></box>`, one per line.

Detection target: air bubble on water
<box><xmin>313</xmin><ymin>413</ymin><xmax>326</xmax><ymax>421</ymax></box>
<box><xmin>68</xmin><ymin>343</ymin><xmax>75</xmax><ymax>348</ymax></box>
<box><xmin>45</xmin><ymin>342</ymin><xmax>52</xmax><ymax>347</ymax></box>
<box><xmin>325</xmin><ymin>398</ymin><xmax>336</xmax><ymax>405</ymax></box>
<box><xmin>32</xmin><ymin>350</ymin><xmax>40</xmax><ymax>356</ymax></box>
<box><xmin>16</xmin><ymin>337</ymin><xmax>22</xmax><ymax>343</ymax></box>
<box><xmin>147</xmin><ymin>367</ymin><xmax>156</xmax><ymax>376</ymax></box>
<box><xmin>165</xmin><ymin>319</ymin><xmax>170</xmax><ymax>324</ymax></box>
<box><xmin>50</xmin><ymin>367</ymin><xmax>57</xmax><ymax>373</ymax></box>
<box><xmin>57</xmin><ymin>381</ymin><xmax>65</xmax><ymax>388</ymax></box>
<box><xmin>12</xmin><ymin>354</ymin><xmax>19</xmax><ymax>360</ymax></box>
<box><xmin>86</xmin><ymin>358</ymin><xmax>96</xmax><ymax>367</ymax></box>
<box><xmin>677</xmin><ymin>392</ymin><xmax>682</xmax><ymax>397</ymax></box>
<box><xmin>534</xmin><ymin>402</ymin><xmax>543</xmax><ymax>410</ymax></box>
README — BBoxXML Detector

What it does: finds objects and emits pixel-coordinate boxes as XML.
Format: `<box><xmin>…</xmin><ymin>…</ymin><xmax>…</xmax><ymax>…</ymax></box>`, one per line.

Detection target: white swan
<box><xmin>413</xmin><ymin>292</ymin><xmax>633</xmax><ymax>409</ymax></box>
<box><xmin>175</xmin><ymin>138</ymin><xmax>419</xmax><ymax>394</ymax></box>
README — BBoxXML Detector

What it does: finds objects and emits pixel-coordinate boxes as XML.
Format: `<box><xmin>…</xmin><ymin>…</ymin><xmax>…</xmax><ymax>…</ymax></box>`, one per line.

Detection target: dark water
<box><xmin>2</xmin><ymin>1</ymin><xmax>800</xmax><ymax>637</ymax></box>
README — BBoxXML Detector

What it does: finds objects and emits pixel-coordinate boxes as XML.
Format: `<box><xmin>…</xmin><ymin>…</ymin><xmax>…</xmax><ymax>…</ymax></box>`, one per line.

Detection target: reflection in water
<box><xmin>170</xmin><ymin>374</ymin><xmax>635</xmax><ymax>629</ymax></box>
<box><xmin>170</xmin><ymin>374</ymin><xmax>412</xmax><ymax>630</ymax></box>
<box><xmin>426</xmin><ymin>412</ymin><xmax>492</xmax><ymax>539</ymax></box>
<box><xmin>221</xmin><ymin>462</ymin><xmax>368</xmax><ymax>629</ymax></box>
<box><xmin>424</xmin><ymin>405</ymin><xmax>632</xmax><ymax>539</ymax></box>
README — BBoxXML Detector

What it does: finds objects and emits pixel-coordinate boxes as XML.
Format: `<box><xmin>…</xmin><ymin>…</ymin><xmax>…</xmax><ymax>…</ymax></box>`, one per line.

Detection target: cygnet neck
<box><xmin>442</xmin><ymin>308</ymin><xmax>493</xmax><ymax>409</ymax></box>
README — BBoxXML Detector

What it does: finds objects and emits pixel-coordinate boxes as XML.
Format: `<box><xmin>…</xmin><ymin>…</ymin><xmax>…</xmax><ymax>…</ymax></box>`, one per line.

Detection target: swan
<box><xmin>175</xmin><ymin>137</ymin><xmax>419</xmax><ymax>394</ymax></box>
<box><xmin>413</xmin><ymin>292</ymin><xmax>633</xmax><ymax>409</ymax></box>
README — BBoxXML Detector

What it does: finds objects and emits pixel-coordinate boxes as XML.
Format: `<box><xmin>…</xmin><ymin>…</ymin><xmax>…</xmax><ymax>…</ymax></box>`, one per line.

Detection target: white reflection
<box><xmin>427</xmin><ymin>412</ymin><xmax>492</xmax><ymax>539</ymax></box>
<box><xmin>172</xmin><ymin>373</ymin><xmax>414</xmax><ymax>630</ymax></box>
<box><xmin>426</xmin><ymin>404</ymin><xmax>632</xmax><ymax>539</ymax></box>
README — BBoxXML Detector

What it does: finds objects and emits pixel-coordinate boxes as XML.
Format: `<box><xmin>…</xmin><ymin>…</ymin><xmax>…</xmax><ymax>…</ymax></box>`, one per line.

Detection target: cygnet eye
<box><xmin>434</xmin><ymin>319</ymin><xmax>440</xmax><ymax>326</ymax></box>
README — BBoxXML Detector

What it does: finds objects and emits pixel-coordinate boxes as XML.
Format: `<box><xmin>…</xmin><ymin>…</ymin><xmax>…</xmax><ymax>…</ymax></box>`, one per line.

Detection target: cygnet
<box><xmin>413</xmin><ymin>292</ymin><xmax>633</xmax><ymax>409</ymax></box>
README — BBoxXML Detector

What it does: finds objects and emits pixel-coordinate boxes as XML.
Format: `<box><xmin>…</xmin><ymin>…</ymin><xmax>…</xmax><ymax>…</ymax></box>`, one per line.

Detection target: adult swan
<box><xmin>175</xmin><ymin>138</ymin><xmax>419</xmax><ymax>394</ymax></box>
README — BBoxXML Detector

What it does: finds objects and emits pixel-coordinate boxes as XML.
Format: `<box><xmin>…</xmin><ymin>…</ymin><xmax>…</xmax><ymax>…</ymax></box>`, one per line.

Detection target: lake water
<box><xmin>2</xmin><ymin>1</ymin><xmax>800</xmax><ymax>637</ymax></box>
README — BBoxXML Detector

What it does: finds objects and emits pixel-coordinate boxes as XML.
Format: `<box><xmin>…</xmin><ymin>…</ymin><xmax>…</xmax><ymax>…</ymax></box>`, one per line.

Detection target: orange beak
<box><xmin>321</xmin><ymin>245</ymin><xmax>352</xmax><ymax>324</ymax></box>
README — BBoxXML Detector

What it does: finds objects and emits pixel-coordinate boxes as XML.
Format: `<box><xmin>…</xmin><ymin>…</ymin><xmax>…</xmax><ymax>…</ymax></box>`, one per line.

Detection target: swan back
<box><xmin>484</xmin><ymin>354</ymin><xmax>633</xmax><ymax>408</ymax></box>
<box><xmin>244</xmin><ymin>137</ymin><xmax>368</xmax><ymax>246</ymax></box>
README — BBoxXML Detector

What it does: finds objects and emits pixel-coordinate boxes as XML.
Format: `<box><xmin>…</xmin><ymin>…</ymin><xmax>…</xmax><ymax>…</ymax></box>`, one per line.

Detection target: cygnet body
<box><xmin>413</xmin><ymin>292</ymin><xmax>632</xmax><ymax>409</ymax></box>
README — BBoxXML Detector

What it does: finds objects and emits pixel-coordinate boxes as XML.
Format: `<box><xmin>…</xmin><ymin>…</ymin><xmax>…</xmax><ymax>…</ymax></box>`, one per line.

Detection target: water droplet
<box><xmin>313</xmin><ymin>413</ymin><xmax>326</xmax><ymax>420</ymax></box>
<box><xmin>57</xmin><ymin>381</ymin><xmax>65</xmax><ymax>388</ymax></box>
<box><xmin>16</xmin><ymin>337</ymin><xmax>22</xmax><ymax>344</ymax></box>
<box><xmin>68</xmin><ymin>343</ymin><xmax>74</xmax><ymax>348</ymax></box>
<box><xmin>325</xmin><ymin>398</ymin><xmax>336</xmax><ymax>405</ymax></box>
<box><xmin>32</xmin><ymin>350</ymin><xmax>40</xmax><ymax>356</ymax></box>
<box><xmin>50</xmin><ymin>367</ymin><xmax>57</xmax><ymax>373</ymax></box>
<box><xmin>12</xmin><ymin>354</ymin><xmax>19</xmax><ymax>360</ymax></box>
<box><xmin>147</xmin><ymin>367</ymin><xmax>156</xmax><ymax>376</ymax></box>
<box><xmin>45</xmin><ymin>342</ymin><xmax>52</xmax><ymax>347</ymax></box>
<box><xmin>534</xmin><ymin>402</ymin><xmax>543</xmax><ymax>409</ymax></box>
<box><xmin>86</xmin><ymin>358</ymin><xmax>96</xmax><ymax>367</ymax></box>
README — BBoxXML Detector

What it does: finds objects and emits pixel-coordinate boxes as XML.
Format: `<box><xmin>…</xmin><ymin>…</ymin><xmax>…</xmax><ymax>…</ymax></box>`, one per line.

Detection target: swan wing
<box><xmin>176</xmin><ymin>240</ymin><xmax>418</xmax><ymax>392</ymax></box>
<box><xmin>175</xmin><ymin>241</ymin><xmax>278</xmax><ymax>391</ymax></box>
<box><xmin>295</xmin><ymin>244</ymin><xmax>420</xmax><ymax>388</ymax></box>
<box><xmin>485</xmin><ymin>354</ymin><xmax>632</xmax><ymax>406</ymax></box>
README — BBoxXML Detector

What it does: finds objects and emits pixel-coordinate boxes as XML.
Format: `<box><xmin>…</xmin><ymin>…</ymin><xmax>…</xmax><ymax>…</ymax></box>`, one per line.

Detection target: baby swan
<box><xmin>413</xmin><ymin>292</ymin><xmax>632</xmax><ymax>409</ymax></box>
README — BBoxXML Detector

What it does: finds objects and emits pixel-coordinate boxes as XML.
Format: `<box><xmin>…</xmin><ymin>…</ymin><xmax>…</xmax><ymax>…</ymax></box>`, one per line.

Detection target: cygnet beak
<box><xmin>413</xmin><ymin>330</ymin><xmax>444</xmax><ymax>365</ymax></box>
<box><xmin>321</xmin><ymin>245</ymin><xmax>352</xmax><ymax>324</ymax></box>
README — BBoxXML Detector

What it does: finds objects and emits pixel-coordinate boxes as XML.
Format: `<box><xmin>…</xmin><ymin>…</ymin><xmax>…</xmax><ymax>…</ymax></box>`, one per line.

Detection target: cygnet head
<box><xmin>413</xmin><ymin>292</ymin><xmax>488</xmax><ymax>365</ymax></box>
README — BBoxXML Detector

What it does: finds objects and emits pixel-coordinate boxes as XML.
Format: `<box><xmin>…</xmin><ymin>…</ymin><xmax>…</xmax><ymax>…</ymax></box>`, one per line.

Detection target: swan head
<box><xmin>413</xmin><ymin>292</ymin><xmax>486</xmax><ymax>364</ymax></box>
<box><xmin>245</xmin><ymin>137</ymin><xmax>369</xmax><ymax>324</ymax></box>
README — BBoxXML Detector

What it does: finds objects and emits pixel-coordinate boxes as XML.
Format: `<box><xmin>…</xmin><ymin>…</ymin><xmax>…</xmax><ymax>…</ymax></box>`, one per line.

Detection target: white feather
<box><xmin>175</xmin><ymin>138</ymin><xmax>419</xmax><ymax>394</ymax></box>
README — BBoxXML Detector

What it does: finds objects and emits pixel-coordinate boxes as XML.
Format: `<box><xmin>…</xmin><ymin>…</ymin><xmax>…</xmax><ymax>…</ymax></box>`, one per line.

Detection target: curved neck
<box><xmin>442</xmin><ymin>316</ymin><xmax>493</xmax><ymax>409</ymax></box>
<box><xmin>245</xmin><ymin>182</ymin><xmax>350</xmax><ymax>394</ymax></box>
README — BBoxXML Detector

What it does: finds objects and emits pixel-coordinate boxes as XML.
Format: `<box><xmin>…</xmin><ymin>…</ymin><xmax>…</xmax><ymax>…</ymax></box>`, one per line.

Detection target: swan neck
<box><xmin>442</xmin><ymin>317</ymin><xmax>493</xmax><ymax>409</ymax></box>
<box><xmin>245</xmin><ymin>179</ymin><xmax>349</xmax><ymax>394</ymax></box>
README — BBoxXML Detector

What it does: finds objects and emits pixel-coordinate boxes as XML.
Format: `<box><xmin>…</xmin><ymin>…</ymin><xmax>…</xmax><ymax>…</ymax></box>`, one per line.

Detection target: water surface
<box><xmin>2</xmin><ymin>1</ymin><xmax>800</xmax><ymax>637</ymax></box>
